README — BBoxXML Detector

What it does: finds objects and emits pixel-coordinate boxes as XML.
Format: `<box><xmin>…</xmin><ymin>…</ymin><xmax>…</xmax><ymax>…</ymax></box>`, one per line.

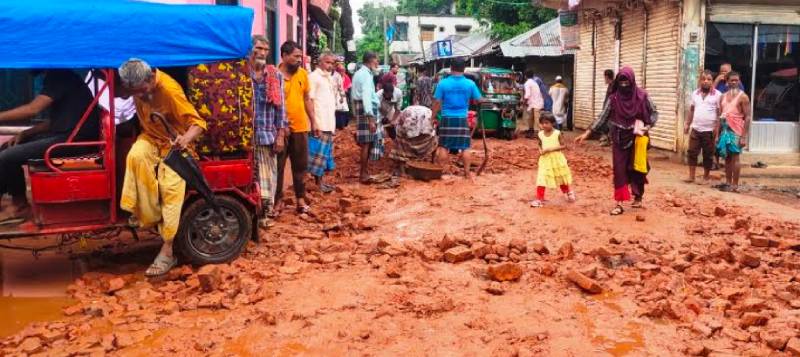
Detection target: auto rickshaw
<box><xmin>435</xmin><ymin>67</ymin><xmax>521</xmax><ymax>139</ymax></box>
<box><xmin>0</xmin><ymin>0</ymin><xmax>258</xmax><ymax>265</ymax></box>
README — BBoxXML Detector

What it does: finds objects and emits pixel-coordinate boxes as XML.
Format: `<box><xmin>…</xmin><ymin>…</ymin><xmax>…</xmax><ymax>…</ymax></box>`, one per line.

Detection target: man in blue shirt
<box><xmin>351</xmin><ymin>51</ymin><xmax>381</xmax><ymax>183</ymax></box>
<box><xmin>714</xmin><ymin>63</ymin><xmax>746</xmax><ymax>93</ymax></box>
<box><xmin>431</xmin><ymin>58</ymin><xmax>482</xmax><ymax>179</ymax></box>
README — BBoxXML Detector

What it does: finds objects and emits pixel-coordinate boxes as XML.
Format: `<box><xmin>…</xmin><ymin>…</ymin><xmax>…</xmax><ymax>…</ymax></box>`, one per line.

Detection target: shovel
<box><xmin>476</xmin><ymin>116</ymin><xmax>490</xmax><ymax>176</ymax></box>
<box><xmin>149</xmin><ymin>113</ymin><xmax>221</xmax><ymax>216</ymax></box>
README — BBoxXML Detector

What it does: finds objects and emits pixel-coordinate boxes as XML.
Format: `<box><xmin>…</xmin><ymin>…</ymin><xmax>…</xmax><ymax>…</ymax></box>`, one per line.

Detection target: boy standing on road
<box><xmin>684</xmin><ymin>70</ymin><xmax>721</xmax><ymax>184</ymax></box>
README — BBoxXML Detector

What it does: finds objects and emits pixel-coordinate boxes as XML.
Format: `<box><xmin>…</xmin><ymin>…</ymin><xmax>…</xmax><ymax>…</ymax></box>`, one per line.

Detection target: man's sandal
<box><xmin>610</xmin><ymin>205</ymin><xmax>624</xmax><ymax>216</ymax></box>
<box><xmin>631</xmin><ymin>200</ymin><xmax>643</xmax><ymax>208</ymax></box>
<box><xmin>145</xmin><ymin>254</ymin><xmax>178</xmax><ymax>277</ymax></box>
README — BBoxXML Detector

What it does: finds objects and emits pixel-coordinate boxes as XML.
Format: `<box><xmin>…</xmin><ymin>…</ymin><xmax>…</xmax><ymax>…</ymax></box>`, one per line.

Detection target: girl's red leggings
<box><xmin>537</xmin><ymin>185</ymin><xmax>570</xmax><ymax>200</ymax></box>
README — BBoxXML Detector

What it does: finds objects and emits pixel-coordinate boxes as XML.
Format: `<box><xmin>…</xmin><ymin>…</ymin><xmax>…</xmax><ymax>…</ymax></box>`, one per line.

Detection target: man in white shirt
<box><xmin>549</xmin><ymin>75</ymin><xmax>569</xmax><ymax>128</ymax></box>
<box><xmin>521</xmin><ymin>70</ymin><xmax>543</xmax><ymax>138</ymax></box>
<box><xmin>85</xmin><ymin>71</ymin><xmax>137</xmax><ymax>125</ymax></box>
<box><xmin>307</xmin><ymin>51</ymin><xmax>338</xmax><ymax>193</ymax></box>
<box><xmin>684</xmin><ymin>70</ymin><xmax>722</xmax><ymax>184</ymax></box>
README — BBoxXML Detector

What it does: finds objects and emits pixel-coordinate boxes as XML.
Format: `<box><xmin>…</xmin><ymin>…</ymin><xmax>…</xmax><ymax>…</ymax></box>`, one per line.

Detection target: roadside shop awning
<box><xmin>499</xmin><ymin>18</ymin><xmax>576</xmax><ymax>58</ymax></box>
<box><xmin>0</xmin><ymin>0</ymin><xmax>253</xmax><ymax>69</ymax></box>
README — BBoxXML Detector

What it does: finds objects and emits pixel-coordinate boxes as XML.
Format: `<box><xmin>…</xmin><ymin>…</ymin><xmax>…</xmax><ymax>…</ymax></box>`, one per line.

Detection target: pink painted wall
<box><xmin>152</xmin><ymin>0</ymin><xmax>265</xmax><ymax>35</ymax></box>
<box><xmin>277</xmin><ymin>0</ymin><xmax>307</xmax><ymax>53</ymax></box>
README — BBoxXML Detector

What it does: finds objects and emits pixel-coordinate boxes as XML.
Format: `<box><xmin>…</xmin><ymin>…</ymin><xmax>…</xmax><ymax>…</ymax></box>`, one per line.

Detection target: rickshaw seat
<box><xmin>27</xmin><ymin>154</ymin><xmax>104</xmax><ymax>173</ymax></box>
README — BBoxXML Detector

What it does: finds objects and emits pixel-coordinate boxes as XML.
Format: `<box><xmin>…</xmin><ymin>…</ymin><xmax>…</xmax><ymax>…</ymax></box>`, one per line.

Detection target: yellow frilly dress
<box><xmin>536</xmin><ymin>130</ymin><xmax>573</xmax><ymax>188</ymax></box>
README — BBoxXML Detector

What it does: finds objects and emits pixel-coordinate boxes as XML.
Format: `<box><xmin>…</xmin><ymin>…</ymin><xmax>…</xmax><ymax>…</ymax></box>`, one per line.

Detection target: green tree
<box><xmin>459</xmin><ymin>0</ymin><xmax>556</xmax><ymax>40</ymax></box>
<box><xmin>356</xmin><ymin>3</ymin><xmax>396</xmax><ymax>62</ymax></box>
<box><xmin>395</xmin><ymin>0</ymin><xmax>556</xmax><ymax>41</ymax></box>
<box><xmin>397</xmin><ymin>0</ymin><xmax>452</xmax><ymax>15</ymax></box>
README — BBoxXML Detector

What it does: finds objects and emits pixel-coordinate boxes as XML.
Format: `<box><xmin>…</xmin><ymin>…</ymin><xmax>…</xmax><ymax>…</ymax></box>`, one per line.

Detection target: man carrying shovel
<box><xmin>431</xmin><ymin>58</ymin><xmax>482</xmax><ymax>180</ymax></box>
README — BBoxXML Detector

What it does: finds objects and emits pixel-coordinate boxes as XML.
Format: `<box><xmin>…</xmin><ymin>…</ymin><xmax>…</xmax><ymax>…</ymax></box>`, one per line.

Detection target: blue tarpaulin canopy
<box><xmin>0</xmin><ymin>0</ymin><xmax>253</xmax><ymax>69</ymax></box>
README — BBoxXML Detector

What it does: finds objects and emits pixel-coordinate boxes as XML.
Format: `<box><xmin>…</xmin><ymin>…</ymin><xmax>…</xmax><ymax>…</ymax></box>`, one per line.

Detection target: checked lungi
<box><xmin>353</xmin><ymin>100</ymin><xmax>376</xmax><ymax>144</ymax></box>
<box><xmin>438</xmin><ymin>116</ymin><xmax>471</xmax><ymax>151</ymax></box>
<box><xmin>389</xmin><ymin>134</ymin><xmax>437</xmax><ymax>162</ymax></box>
<box><xmin>308</xmin><ymin>132</ymin><xmax>335</xmax><ymax>177</ymax></box>
<box><xmin>352</xmin><ymin>100</ymin><xmax>384</xmax><ymax>160</ymax></box>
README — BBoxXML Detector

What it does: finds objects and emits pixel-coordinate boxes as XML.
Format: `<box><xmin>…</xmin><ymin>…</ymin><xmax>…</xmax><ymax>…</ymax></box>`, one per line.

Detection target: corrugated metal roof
<box><xmin>424</xmin><ymin>33</ymin><xmax>494</xmax><ymax>62</ymax></box>
<box><xmin>499</xmin><ymin>17</ymin><xmax>576</xmax><ymax>57</ymax></box>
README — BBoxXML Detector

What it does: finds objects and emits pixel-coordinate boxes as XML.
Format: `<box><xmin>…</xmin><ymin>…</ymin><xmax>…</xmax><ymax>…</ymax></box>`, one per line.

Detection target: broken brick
<box><xmin>739</xmin><ymin>312</ymin><xmax>769</xmax><ymax>328</ymax></box>
<box><xmin>444</xmin><ymin>246</ymin><xmax>473</xmax><ymax>263</ymax></box>
<box><xmin>566</xmin><ymin>270</ymin><xmax>602</xmax><ymax>294</ymax></box>
<box><xmin>197</xmin><ymin>265</ymin><xmax>222</xmax><ymax>293</ymax></box>
<box><xmin>487</xmin><ymin>263</ymin><xmax>523</xmax><ymax>282</ymax></box>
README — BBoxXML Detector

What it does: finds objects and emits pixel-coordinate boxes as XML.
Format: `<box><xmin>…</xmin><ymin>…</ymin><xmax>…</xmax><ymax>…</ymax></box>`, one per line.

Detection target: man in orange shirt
<box><xmin>118</xmin><ymin>58</ymin><xmax>207</xmax><ymax>276</ymax></box>
<box><xmin>275</xmin><ymin>41</ymin><xmax>317</xmax><ymax>214</ymax></box>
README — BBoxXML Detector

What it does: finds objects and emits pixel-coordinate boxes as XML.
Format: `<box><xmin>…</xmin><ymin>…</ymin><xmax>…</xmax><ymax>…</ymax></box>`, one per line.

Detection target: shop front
<box><xmin>704</xmin><ymin>2</ymin><xmax>800</xmax><ymax>153</ymax></box>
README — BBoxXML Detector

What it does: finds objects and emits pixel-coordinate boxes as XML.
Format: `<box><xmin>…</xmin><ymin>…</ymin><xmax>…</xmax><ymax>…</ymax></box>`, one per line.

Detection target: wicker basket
<box><xmin>406</xmin><ymin>161</ymin><xmax>444</xmax><ymax>181</ymax></box>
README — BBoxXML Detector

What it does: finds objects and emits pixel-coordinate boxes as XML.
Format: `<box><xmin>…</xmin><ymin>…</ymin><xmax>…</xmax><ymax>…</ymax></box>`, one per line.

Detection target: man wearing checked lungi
<box><xmin>351</xmin><ymin>51</ymin><xmax>382</xmax><ymax>183</ymax></box>
<box><xmin>431</xmin><ymin>58</ymin><xmax>482</xmax><ymax>180</ymax></box>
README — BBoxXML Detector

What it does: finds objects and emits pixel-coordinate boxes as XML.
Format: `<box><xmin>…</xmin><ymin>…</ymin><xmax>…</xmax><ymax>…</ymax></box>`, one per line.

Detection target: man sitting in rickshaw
<box><xmin>118</xmin><ymin>58</ymin><xmax>207</xmax><ymax>277</ymax></box>
<box><xmin>0</xmin><ymin>69</ymin><xmax>100</xmax><ymax>225</ymax></box>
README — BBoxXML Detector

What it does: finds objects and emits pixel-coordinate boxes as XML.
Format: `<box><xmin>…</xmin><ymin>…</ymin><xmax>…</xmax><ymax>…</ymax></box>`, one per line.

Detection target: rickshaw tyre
<box><xmin>175</xmin><ymin>195</ymin><xmax>252</xmax><ymax>266</ymax></box>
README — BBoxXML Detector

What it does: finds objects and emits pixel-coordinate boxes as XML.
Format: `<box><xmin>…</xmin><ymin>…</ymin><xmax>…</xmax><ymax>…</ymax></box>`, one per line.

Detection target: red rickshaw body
<box><xmin>0</xmin><ymin>69</ymin><xmax>261</xmax><ymax>240</ymax></box>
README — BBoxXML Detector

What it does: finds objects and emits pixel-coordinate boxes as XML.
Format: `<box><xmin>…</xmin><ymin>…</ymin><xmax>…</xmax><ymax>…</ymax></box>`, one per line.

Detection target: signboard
<box><xmin>436</xmin><ymin>40</ymin><xmax>453</xmax><ymax>57</ymax></box>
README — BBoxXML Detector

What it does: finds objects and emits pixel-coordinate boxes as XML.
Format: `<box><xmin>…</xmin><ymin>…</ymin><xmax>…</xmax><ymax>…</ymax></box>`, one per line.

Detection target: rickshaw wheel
<box><xmin>176</xmin><ymin>195</ymin><xmax>252</xmax><ymax>265</ymax></box>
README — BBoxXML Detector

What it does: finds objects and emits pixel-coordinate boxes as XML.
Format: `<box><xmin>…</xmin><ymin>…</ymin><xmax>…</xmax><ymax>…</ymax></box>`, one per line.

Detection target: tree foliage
<box><xmin>396</xmin><ymin>0</ymin><xmax>452</xmax><ymax>15</ymax></box>
<box><xmin>355</xmin><ymin>3</ymin><xmax>396</xmax><ymax>63</ymax></box>
<box><xmin>398</xmin><ymin>0</ymin><xmax>557</xmax><ymax>41</ymax></box>
<box><xmin>457</xmin><ymin>0</ymin><xmax>557</xmax><ymax>40</ymax></box>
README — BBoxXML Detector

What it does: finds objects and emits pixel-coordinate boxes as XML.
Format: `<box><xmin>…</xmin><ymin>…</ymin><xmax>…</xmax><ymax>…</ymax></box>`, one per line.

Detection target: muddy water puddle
<box><xmin>574</xmin><ymin>295</ymin><xmax>646</xmax><ymax>357</ymax></box>
<box><xmin>1</xmin><ymin>243</ymin><xmax>153</xmax><ymax>338</ymax></box>
<box><xmin>0</xmin><ymin>296</ymin><xmax>76</xmax><ymax>338</ymax></box>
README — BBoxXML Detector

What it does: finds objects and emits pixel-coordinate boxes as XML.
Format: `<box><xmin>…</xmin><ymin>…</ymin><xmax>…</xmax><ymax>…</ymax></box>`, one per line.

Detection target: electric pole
<box><xmin>383</xmin><ymin>7</ymin><xmax>389</xmax><ymax>65</ymax></box>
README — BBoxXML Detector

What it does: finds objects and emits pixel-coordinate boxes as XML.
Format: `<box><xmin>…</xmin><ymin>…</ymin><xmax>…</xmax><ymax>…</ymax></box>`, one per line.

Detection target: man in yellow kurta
<box><xmin>118</xmin><ymin>58</ymin><xmax>207</xmax><ymax>276</ymax></box>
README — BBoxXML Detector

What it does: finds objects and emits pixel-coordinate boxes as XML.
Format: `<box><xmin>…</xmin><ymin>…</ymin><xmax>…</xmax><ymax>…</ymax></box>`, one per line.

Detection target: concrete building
<box><xmin>539</xmin><ymin>0</ymin><xmax>800</xmax><ymax>154</ymax></box>
<box><xmin>156</xmin><ymin>0</ymin><xmax>332</xmax><ymax>64</ymax></box>
<box><xmin>390</xmin><ymin>14</ymin><xmax>482</xmax><ymax>59</ymax></box>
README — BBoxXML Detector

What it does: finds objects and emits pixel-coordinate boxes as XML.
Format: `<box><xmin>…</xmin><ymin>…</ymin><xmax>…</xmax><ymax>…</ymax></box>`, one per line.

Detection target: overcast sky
<box><xmin>350</xmin><ymin>0</ymin><xmax>393</xmax><ymax>39</ymax></box>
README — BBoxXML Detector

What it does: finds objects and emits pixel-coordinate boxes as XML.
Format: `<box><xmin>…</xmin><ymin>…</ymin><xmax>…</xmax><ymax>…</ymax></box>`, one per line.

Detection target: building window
<box><xmin>265</xmin><ymin>0</ymin><xmax>277</xmax><ymax>62</ymax></box>
<box><xmin>455</xmin><ymin>25</ymin><xmax>471</xmax><ymax>36</ymax></box>
<box><xmin>396</xmin><ymin>22</ymin><xmax>408</xmax><ymax>41</ymax></box>
<box><xmin>705</xmin><ymin>23</ymin><xmax>754</xmax><ymax>96</ymax></box>
<box><xmin>215</xmin><ymin>0</ymin><xmax>237</xmax><ymax>4</ymax></box>
<box><xmin>286</xmin><ymin>14</ymin><xmax>294</xmax><ymax>43</ymax></box>
<box><xmin>287</xmin><ymin>0</ymin><xmax>292</xmax><ymax>6</ymax></box>
<box><xmin>753</xmin><ymin>25</ymin><xmax>799</xmax><ymax>123</ymax></box>
<box><xmin>420</xmin><ymin>25</ymin><xmax>435</xmax><ymax>41</ymax></box>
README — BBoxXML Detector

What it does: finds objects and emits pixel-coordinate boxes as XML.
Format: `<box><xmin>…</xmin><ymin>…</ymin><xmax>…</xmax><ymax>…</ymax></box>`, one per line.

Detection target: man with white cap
<box><xmin>549</xmin><ymin>75</ymin><xmax>569</xmax><ymax>129</ymax></box>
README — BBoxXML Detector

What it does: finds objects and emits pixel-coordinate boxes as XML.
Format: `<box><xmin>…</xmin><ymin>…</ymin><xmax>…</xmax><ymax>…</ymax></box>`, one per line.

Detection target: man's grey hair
<box><xmin>118</xmin><ymin>58</ymin><xmax>154</xmax><ymax>88</ymax></box>
<box><xmin>251</xmin><ymin>35</ymin><xmax>269</xmax><ymax>51</ymax></box>
<box><xmin>320</xmin><ymin>50</ymin><xmax>335</xmax><ymax>60</ymax></box>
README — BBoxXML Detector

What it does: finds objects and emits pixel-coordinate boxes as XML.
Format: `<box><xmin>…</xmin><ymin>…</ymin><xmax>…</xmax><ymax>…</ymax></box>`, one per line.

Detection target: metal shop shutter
<box><xmin>620</xmin><ymin>7</ymin><xmax>645</xmax><ymax>81</ymax></box>
<box><xmin>643</xmin><ymin>1</ymin><xmax>680</xmax><ymax>151</ymax></box>
<box><xmin>708</xmin><ymin>3</ymin><xmax>800</xmax><ymax>25</ymax></box>
<box><xmin>593</xmin><ymin>16</ymin><xmax>617</xmax><ymax>120</ymax></box>
<box><xmin>573</xmin><ymin>19</ymin><xmax>597</xmax><ymax>129</ymax></box>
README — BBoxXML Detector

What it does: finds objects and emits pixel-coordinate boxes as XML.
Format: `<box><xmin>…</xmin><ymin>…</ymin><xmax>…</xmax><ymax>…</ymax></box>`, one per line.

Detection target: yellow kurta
<box><xmin>121</xmin><ymin>71</ymin><xmax>207</xmax><ymax>241</ymax></box>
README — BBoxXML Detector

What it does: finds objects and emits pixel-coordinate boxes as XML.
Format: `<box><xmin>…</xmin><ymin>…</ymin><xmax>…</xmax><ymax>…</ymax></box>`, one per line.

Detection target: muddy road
<box><xmin>2</xmin><ymin>131</ymin><xmax>800</xmax><ymax>356</ymax></box>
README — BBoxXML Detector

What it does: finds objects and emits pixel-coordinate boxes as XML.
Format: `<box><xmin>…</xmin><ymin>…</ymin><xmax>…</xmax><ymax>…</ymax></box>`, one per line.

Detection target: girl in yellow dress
<box><xmin>531</xmin><ymin>113</ymin><xmax>575</xmax><ymax>207</ymax></box>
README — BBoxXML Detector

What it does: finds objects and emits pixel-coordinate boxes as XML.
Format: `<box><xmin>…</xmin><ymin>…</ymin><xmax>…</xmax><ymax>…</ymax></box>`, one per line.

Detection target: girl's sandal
<box><xmin>610</xmin><ymin>205</ymin><xmax>624</xmax><ymax>216</ymax></box>
<box><xmin>529</xmin><ymin>200</ymin><xmax>544</xmax><ymax>208</ymax></box>
<box><xmin>565</xmin><ymin>192</ymin><xmax>577</xmax><ymax>203</ymax></box>
<box><xmin>145</xmin><ymin>254</ymin><xmax>178</xmax><ymax>277</ymax></box>
<box><xmin>296</xmin><ymin>204</ymin><xmax>311</xmax><ymax>214</ymax></box>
